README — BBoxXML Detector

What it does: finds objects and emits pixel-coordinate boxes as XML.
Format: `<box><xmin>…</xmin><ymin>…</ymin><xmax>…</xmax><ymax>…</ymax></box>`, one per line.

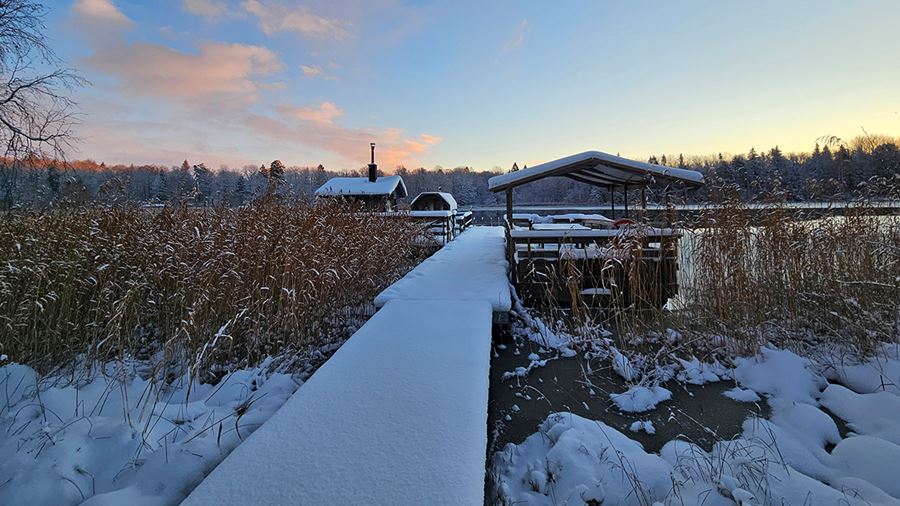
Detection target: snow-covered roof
<box><xmin>408</xmin><ymin>210</ymin><xmax>454</xmax><ymax>218</ymax></box>
<box><xmin>410</xmin><ymin>191</ymin><xmax>458</xmax><ymax>211</ymax></box>
<box><xmin>488</xmin><ymin>151</ymin><xmax>705</xmax><ymax>192</ymax></box>
<box><xmin>549</xmin><ymin>213</ymin><xmax>613</xmax><ymax>223</ymax></box>
<box><xmin>315</xmin><ymin>175</ymin><xmax>408</xmax><ymax>198</ymax></box>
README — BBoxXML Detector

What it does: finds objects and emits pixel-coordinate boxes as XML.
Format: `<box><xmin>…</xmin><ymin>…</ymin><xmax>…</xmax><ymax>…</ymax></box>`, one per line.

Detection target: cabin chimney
<box><xmin>368</xmin><ymin>142</ymin><xmax>377</xmax><ymax>182</ymax></box>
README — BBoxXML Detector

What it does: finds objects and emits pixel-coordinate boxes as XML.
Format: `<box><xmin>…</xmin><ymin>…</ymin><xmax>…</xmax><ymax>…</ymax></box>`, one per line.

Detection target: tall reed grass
<box><xmin>684</xmin><ymin>198</ymin><xmax>899</xmax><ymax>355</ymax></box>
<box><xmin>0</xmin><ymin>201</ymin><xmax>428</xmax><ymax>376</ymax></box>
<box><xmin>525</xmin><ymin>197</ymin><xmax>899</xmax><ymax>357</ymax></box>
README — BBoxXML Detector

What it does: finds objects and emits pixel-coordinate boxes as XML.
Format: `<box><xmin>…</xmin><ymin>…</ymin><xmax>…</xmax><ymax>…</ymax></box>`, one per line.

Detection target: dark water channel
<box><xmin>486</xmin><ymin>328</ymin><xmax>769</xmax><ymax>456</ymax></box>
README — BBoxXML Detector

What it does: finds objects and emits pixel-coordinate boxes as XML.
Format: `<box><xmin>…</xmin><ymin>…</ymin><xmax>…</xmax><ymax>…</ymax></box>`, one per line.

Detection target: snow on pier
<box><xmin>182</xmin><ymin>300</ymin><xmax>493</xmax><ymax>506</ymax></box>
<box><xmin>375</xmin><ymin>226</ymin><xmax>512</xmax><ymax>315</ymax></box>
<box><xmin>184</xmin><ymin>227</ymin><xmax>510</xmax><ymax>505</ymax></box>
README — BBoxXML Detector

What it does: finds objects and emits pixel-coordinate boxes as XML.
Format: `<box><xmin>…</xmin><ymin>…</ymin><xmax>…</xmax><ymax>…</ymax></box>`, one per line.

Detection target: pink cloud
<box><xmin>86</xmin><ymin>42</ymin><xmax>283</xmax><ymax>105</ymax></box>
<box><xmin>273</xmin><ymin>107</ymin><xmax>441</xmax><ymax>169</ymax></box>
<box><xmin>183</xmin><ymin>0</ymin><xmax>228</xmax><ymax>20</ymax></box>
<box><xmin>278</xmin><ymin>102</ymin><xmax>343</xmax><ymax>123</ymax></box>
<box><xmin>300</xmin><ymin>64</ymin><xmax>322</xmax><ymax>78</ymax></box>
<box><xmin>299</xmin><ymin>63</ymin><xmax>339</xmax><ymax>81</ymax></box>
<box><xmin>241</xmin><ymin>0</ymin><xmax>350</xmax><ymax>39</ymax></box>
<box><xmin>72</xmin><ymin>0</ymin><xmax>133</xmax><ymax>46</ymax></box>
<box><xmin>240</xmin><ymin>104</ymin><xmax>442</xmax><ymax>169</ymax></box>
<box><xmin>68</xmin><ymin>2</ymin><xmax>440</xmax><ymax>171</ymax></box>
<box><xmin>72</xmin><ymin>0</ymin><xmax>132</xmax><ymax>27</ymax></box>
<box><xmin>420</xmin><ymin>133</ymin><xmax>442</xmax><ymax>145</ymax></box>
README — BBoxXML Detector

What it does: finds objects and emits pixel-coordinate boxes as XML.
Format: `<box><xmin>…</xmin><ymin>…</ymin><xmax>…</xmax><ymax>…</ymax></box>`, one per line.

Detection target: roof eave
<box><xmin>487</xmin><ymin>152</ymin><xmax>705</xmax><ymax>193</ymax></box>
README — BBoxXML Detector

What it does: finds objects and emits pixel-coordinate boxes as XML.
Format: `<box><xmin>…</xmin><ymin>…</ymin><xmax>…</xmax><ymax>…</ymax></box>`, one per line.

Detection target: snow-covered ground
<box><xmin>493</xmin><ymin>339</ymin><xmax>900</xmax><ymax>505</ymax></box>
<box><xmin>0</xmin><ymin>359</ymin><xmax>298</xmax><ymax>505</ymax></box>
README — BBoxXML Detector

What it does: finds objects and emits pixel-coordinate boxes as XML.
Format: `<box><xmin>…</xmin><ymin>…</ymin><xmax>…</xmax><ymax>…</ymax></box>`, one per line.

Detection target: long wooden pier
<box><xmin>182</xmin><ymin>227</ymin><xmax>510</xmax><ymax>505</ymax></box>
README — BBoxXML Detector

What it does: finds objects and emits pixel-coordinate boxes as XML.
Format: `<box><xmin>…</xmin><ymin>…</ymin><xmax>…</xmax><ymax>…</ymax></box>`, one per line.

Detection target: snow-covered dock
<box><xmin>182</xmin><ymin>299</ymin><xmax>493</xmax><ymax>506</ymax></box>
<box><xmin>184</xmin><ymin>227</ymin><xmax>510</xmax><ymax>505</ymax></box>
<box><xmin>375</xmin><ymin>226</ymin><xmax>512</xmax><ymax>320</ymax></box>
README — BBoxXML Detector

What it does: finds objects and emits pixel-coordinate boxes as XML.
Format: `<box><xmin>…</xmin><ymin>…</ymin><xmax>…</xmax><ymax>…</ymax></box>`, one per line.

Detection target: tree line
<box><xmin>0</xmin><ymin>2</ymin><xmax>898</xmax><ymax>211</ymax></box>
<box><xmin>2</xmin><ymin>134</ymin><xmax>899</xmax><ymax>209</ymax></box>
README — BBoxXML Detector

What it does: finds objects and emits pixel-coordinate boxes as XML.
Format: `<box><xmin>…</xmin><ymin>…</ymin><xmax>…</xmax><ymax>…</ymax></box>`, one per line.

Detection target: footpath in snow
<box><xmin>183</xmin><ymin>298</ymin><xmax>495</xmax><ymax>506</ymax></box>
<box><xmin>375</xmin><ymin>226</ymin><xmax>511</xmax><ymax>314</ymax></box>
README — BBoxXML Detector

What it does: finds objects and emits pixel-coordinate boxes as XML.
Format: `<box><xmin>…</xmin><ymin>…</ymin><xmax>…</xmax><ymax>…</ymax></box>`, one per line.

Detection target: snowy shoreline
<box><xmin>0</xmin><ymin>359</ymin><xmax>299</xmax><ymax>506</ymax></box>
<box><xmin>491</xmin><ymin>328</ymin><xmax>900</xmax><ymax>505</ymax></box>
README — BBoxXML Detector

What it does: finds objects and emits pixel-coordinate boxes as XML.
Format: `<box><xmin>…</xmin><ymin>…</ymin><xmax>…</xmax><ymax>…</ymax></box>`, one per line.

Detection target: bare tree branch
<box><xmin>0</xmin><ymin>0</ymin><xmax>86</xmax><ymax>210</ymax></box>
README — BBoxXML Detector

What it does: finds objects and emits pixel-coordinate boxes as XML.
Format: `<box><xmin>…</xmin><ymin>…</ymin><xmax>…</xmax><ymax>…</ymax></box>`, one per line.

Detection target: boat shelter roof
<box><xmin>410</xmin><ymin>191</ymin><xmax>458</xmax><ymax>211</ymax></box>
<box><xmin>488</xmin><ymin>151</ymin><xmax>704</xmax><ymax>193</ymax></box>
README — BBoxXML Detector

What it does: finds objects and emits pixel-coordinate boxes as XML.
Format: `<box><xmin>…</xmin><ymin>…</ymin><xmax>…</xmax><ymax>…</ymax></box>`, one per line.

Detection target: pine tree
<box><xmin>234</xmin><ymin>175</ymin><xmax>248</xmax><ymax>205</ymax></box>
<box><xmin>171</xmin><ymin>160</ymin><xmax>194</xmax><ymax>202</ymax></box>
<box><xmin>265</xmin><ymin>160</ymin><xmax>285</xmax><ymax>195</ymax></box>
<box><xmin>193</xmin><ymin>163</ymin><xmax>212</xmax><ymax>205</ymax></box>
<box><xmin>510</xmin><ymin>162</ymin><xmax>519</xmax><ymax>172</ymax></box>
<box><xmin>269</xmin><ymin>160</ymin><xmax>285</xmax><ymax>182</ymax></box>
<box><xmin>46</xmin><ymin>166</ymin><xmax>60</xmax><ymax>195</ymax></box>
<box><xmin>151</xmin><ymin>169</ymin><xmax>169</xmax><ymax>202</ymax></box>
<box><xmin>836</xmin><ymin>145</ymin><xmax>853</xmax><ymax>191</ymax></box>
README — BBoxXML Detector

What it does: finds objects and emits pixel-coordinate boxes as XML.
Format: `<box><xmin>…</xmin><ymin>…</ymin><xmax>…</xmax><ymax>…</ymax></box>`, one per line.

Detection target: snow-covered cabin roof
<box><xmin>410</xmin><ymin>191</ymin><xmax>458</xmax><ymax>211</ymax></box>
<box><xmin>488</xmin><ymin>151</ymin><xmax>705</xmax><ymax>192</ymax></box>
<box><xmin>315</xmin><ymin>175</ymin><xmax>408</xmax><ymax>198</ymax></box>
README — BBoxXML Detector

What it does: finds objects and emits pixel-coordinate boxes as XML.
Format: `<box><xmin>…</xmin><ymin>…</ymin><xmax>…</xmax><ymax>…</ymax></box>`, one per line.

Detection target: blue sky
<box><xmin>48</xmin><ymin>0</ymin><xmax>900</xmax><ymax>171</ymax></box>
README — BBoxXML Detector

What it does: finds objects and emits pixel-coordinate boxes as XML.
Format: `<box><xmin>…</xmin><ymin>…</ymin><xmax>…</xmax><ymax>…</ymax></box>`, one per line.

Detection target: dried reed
<box><xmin>684</xmin><ymin>197</ymin><xmax>899</xmax><ymax>355</ymax></box>
<box><xmin>0</xmin><ymin>201</ymin><xmax>428</xmax><ymax>376</ymax></box>
<box><xmin>525</xmin><ymin>195</ymin><xmax>899</xmax><ymax>357</ymax></box>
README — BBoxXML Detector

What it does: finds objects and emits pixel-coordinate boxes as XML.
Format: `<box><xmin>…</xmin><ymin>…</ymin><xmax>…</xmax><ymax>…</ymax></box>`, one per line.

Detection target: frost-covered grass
<box><xmin>0</xmin><ymin>201</ymin><xmax>429</xmax><ymax>505</ymax></box>
<box><xmin>0</xmin><ymin>201</ymin><xmax>427</xmax><ymax>374</ymax></box>
<box><xmin>532</xmin><ymin>199</ymin><xmax>899</xmax><ymax>358</ymax></box>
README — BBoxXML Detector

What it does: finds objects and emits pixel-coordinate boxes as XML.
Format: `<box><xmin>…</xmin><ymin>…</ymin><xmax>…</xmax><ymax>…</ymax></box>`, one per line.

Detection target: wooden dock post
<box><xmin>506</xmin><ymin>188</ymin><xmax>516</xmax><ymax>284</ymax></box>
<box><xmin>609</xmin><ymin>185</ymin><xmax>615</xmax><ymax>219</ymax></box>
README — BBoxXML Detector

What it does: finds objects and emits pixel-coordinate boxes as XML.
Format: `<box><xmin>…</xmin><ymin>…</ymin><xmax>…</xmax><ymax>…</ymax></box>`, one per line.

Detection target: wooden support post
<box><xmin>641</xmin><ymin>185</ymin><xmax>647</xmax><ymax>225</ymax></box>
<box><xmin>663</xmin><ymin>187</ymin><xmax>675</xmax><ymax>262</ymax></box>
<box><xmin>506</xmin><ymin>188</ymin><xmax>513</xmax><ymax>227</ymax></box>
<box><xmin>664</xmin><ymin>186</ymin><xmax>673</xmax><ymax>229</ymax></box>
<box><xmin>609</xmin><ymin>185</ymin><xmax>615</xmax><ymax>220</ymax></box>
<box><xmin>506</xmin><ymin>188</ymin><xmax>516</xmax><ymax>284</ymax></box>
<box><xmin>624</xmin><ymin>184</ymin><xmax>629</xmax><ymax>219</ymax></box>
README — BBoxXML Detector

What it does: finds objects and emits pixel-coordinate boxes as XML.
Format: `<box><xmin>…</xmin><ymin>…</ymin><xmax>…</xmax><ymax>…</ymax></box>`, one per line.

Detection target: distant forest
<box><xmin>3</xmin><ymin>134</ymin><xmax>899</xmax><ymax>209</ymax></box>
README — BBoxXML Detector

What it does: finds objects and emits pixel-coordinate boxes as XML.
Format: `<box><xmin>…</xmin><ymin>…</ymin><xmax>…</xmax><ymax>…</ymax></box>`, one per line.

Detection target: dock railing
<box><xmin>455</xmin><ymin>211</ymin><xmax>474</xmax><ymax>235</ymax></box>
<box><xmin>505</xmin><ymin>221</ymin><xmax>681</xmax><ymax>307</ymax></box>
